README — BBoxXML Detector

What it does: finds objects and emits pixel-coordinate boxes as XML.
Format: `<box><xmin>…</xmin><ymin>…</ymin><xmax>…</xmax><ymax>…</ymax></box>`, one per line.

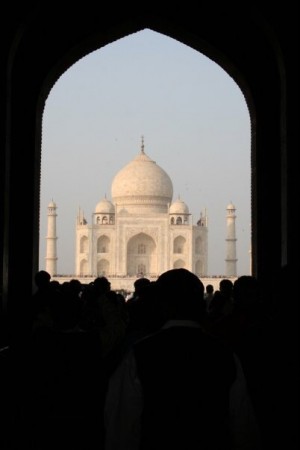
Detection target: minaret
<box><xmin>225</xmin><ymin>202</ymin><xmax>237</xmax><ymax>276</ymax></box>
<box><xmin>45</xmin><ymin>200</ymin><xmax>58</xmax><ymax>276</ymax></box>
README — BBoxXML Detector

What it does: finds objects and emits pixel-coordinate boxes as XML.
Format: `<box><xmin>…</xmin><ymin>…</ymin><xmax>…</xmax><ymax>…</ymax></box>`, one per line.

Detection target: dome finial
<box><xmin>141</xmin><ymin>135</ymin><xmax>145</xmax><ymax>154</ymax></box>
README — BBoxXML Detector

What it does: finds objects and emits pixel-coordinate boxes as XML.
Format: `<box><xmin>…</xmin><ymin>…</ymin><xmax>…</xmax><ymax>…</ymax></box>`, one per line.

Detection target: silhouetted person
<box><xmin>104</xmin><ymin>268</ymin><xmax>261</xmax><ymax>450</ymax></box>
<box><xmin>204</xmin><ymin>283</ymin><xmax>214</xmax><ymax>311</ymax></box>
<box><xmin>229</xmin><ymin>274</ymin><xmax>290</xmax><ymax>450</ymax></box>
<box><xmin>123</xmin><ymin>281</ymin><xmax>164</xmax><ymax>353</ymax></box>
<box><xmin>125</xmin><ymin>277</ymin><xmax>151</xmax><ymax>332</ymax></box>
<box><xmin>80</xmin><ymin>276</ymin><xmax>128</xmax><ymax>370</ymax></box>
<box><xmin>207</xmin><ymin>278</ymin><xmax>234</xmax><ymax>320</ymax></box>
<box><xmin>30</xmin><ymin>270</ymin><xmax>56</xmax><ymax>333</ymax></box>
<box><xmin>203</xmin><ymin>274</ymin><xmax>279</xmax><ymax>450</ymax></box>
<box><xmin>126</xmin><ymin>277</ymin><xmax>151</xmax><ymax>305</ymax></box>
<box><xmin>28</xmin><ymin>276</ymin><xmax>106</xmax><ymax>449</ymax></box>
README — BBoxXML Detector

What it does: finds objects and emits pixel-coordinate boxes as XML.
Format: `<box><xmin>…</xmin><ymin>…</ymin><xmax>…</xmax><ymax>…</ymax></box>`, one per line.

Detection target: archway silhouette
<box><xmin>3</xmin><ymin>8</ymin><xmax>290</xmax><ymax>341</ymax></box>
<box><xmin>2</xmin><ymin>9</ymin><xmax>296</xmax><ymax>450</ymax></box>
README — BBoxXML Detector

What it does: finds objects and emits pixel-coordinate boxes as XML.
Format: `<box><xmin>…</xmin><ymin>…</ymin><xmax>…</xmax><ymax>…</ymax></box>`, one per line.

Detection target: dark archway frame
<box><xmin>2</xmin><ymin>6</ymin><xmax>292</xmax><ymax>343</ymax></box>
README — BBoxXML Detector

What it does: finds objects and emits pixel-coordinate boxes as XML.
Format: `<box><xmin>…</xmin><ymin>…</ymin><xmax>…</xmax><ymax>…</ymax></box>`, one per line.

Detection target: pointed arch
<box><xmin>127</xmin><ymin>232</ymin><xmax>157</xmax><ymax>276</ymax></box>
<box><xmin>97</xmin><ymin>235</ymin><xmax>110</xmax><ymax>253</ymax></box>
<box><xmin>97</xmin><ymin>259</ymin><xmax>110</xmax><ymax>276</ymax></box>
<box><xmin>173</xmin><ymin>259</ymin><xmax>186</xmax><ymax>269</ymax></box>
<box><xmin>80</xmin><ymin>236</ymin><xmax>88</xmax><ymax>253</ymax></box>
<box><xmin>173</xmin><ymin>236</ymin><xmax>186</xmax><ymax>254</ymax></box>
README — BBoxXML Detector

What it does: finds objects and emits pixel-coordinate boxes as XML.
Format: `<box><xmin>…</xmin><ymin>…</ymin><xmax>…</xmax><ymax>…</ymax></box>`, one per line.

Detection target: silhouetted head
<box><xmin>93</xmin><ymin>276</ymin><xmax>111</xmax><ymax>294</ymax></box>
<box><xmin>233</xmin><ymin>275</ymin><xmax>259</xmax><ymax>311</ymax></box>
<box><xmin>34</xmin><ymin>270</ymin><xmax>51</xmax><ymax>289</ymax></box>
<box><xmin>156</xmin><ymin>268</ymin><xmax>205</xmax><ymax>320</ymax></box>
<box><xmin>134</xmin><ymin>277</ymin><xmax>151</xmax><ymax>296</ymax></box>
<box><xmin>69</xmin><ymin>278</ymin><xmax>82</xmax><ymax>294</ymax></box>
<box><xmin>206</xmin><ymin>284</ymin><xmax>214</xmax><ymax>294</ymax></box>
<box><xmin>219</xmin><ymin>278</ymin><xmax>233</xmax><ymax>296</ymax></box>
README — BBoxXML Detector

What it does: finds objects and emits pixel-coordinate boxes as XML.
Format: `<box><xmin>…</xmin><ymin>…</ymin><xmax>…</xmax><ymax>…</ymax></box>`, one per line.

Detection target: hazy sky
<box><xmin>40</xmin><ymin>29</ymin><xmax>251</xmax><ymax>277</ymax></box>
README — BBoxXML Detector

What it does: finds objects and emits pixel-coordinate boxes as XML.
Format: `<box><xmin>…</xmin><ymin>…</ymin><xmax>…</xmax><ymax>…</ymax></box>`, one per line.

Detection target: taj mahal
<box><xmin>45</xmin><ymin>138</ymin><xmax>238</xmax><ymax>291</ymax></box>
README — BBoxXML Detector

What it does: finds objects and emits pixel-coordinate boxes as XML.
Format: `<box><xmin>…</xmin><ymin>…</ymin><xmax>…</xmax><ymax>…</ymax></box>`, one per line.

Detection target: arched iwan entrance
<box><xmin>127</xmin><ymin>233</ymin><xmax>157</xmax><ymax>277</ymax></box>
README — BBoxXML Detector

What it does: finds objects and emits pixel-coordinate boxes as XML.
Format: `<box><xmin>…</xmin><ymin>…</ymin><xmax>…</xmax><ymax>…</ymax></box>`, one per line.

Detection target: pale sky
<box><xmin>40</xmin><ymin>28</ymin><xmax>251</xmax><ymax>277</ymax></box>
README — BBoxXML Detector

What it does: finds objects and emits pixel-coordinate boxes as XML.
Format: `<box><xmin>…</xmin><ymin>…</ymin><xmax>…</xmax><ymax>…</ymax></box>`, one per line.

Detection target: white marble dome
<box><xmin>111</xmin><ymin>143</ymin><xmax>173</xmax><ymax>213</ymax></box>
<box><xmin>95</xmin><ymin>197</ymin><xmax>115</xmax><ymax>214</ymax></box>
<box><xmin>170</xmin><ymin>197</ymin><xmax>189</xmax><ymax>214</ymax></box>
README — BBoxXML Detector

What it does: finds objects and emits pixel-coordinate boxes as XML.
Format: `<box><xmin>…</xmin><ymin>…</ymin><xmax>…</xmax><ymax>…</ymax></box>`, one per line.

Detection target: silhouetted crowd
<box><xmin>1</xmin><ymin>264</ymin><xmax>295</xmax><ymax>450</ymax></box>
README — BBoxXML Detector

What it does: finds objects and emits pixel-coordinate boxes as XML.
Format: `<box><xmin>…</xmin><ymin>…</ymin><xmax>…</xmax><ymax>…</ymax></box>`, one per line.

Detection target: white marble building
<box><xmin>75</xmin><ymin>139</ymin><xmax>208</xmax><ymax>278</ymax></box>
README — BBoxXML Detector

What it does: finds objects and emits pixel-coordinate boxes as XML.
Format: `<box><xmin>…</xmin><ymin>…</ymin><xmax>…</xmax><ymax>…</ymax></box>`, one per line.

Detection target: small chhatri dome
<box><xmin>227</xmin><ymin>202</ymin><xmax>236</xmax><ymax>210</ymax></box>
<box><xmin>169</xmin><ymin>197</ymin><xmax>189</xmax><ymax>214</ymax></box>
<box><xmin>95</xmin><ymin>197</ymin><xmax>115</xmax><ymax>214</ymax></box>
<box><xmin>48</xmin><ymin>200</ymin><xmax>56</xmax><ymax>208</ymax></box>
<box><xmin>111</xmin><ymin>137</ymin><xmax>173</xmax><ymax>213</ymax></box>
